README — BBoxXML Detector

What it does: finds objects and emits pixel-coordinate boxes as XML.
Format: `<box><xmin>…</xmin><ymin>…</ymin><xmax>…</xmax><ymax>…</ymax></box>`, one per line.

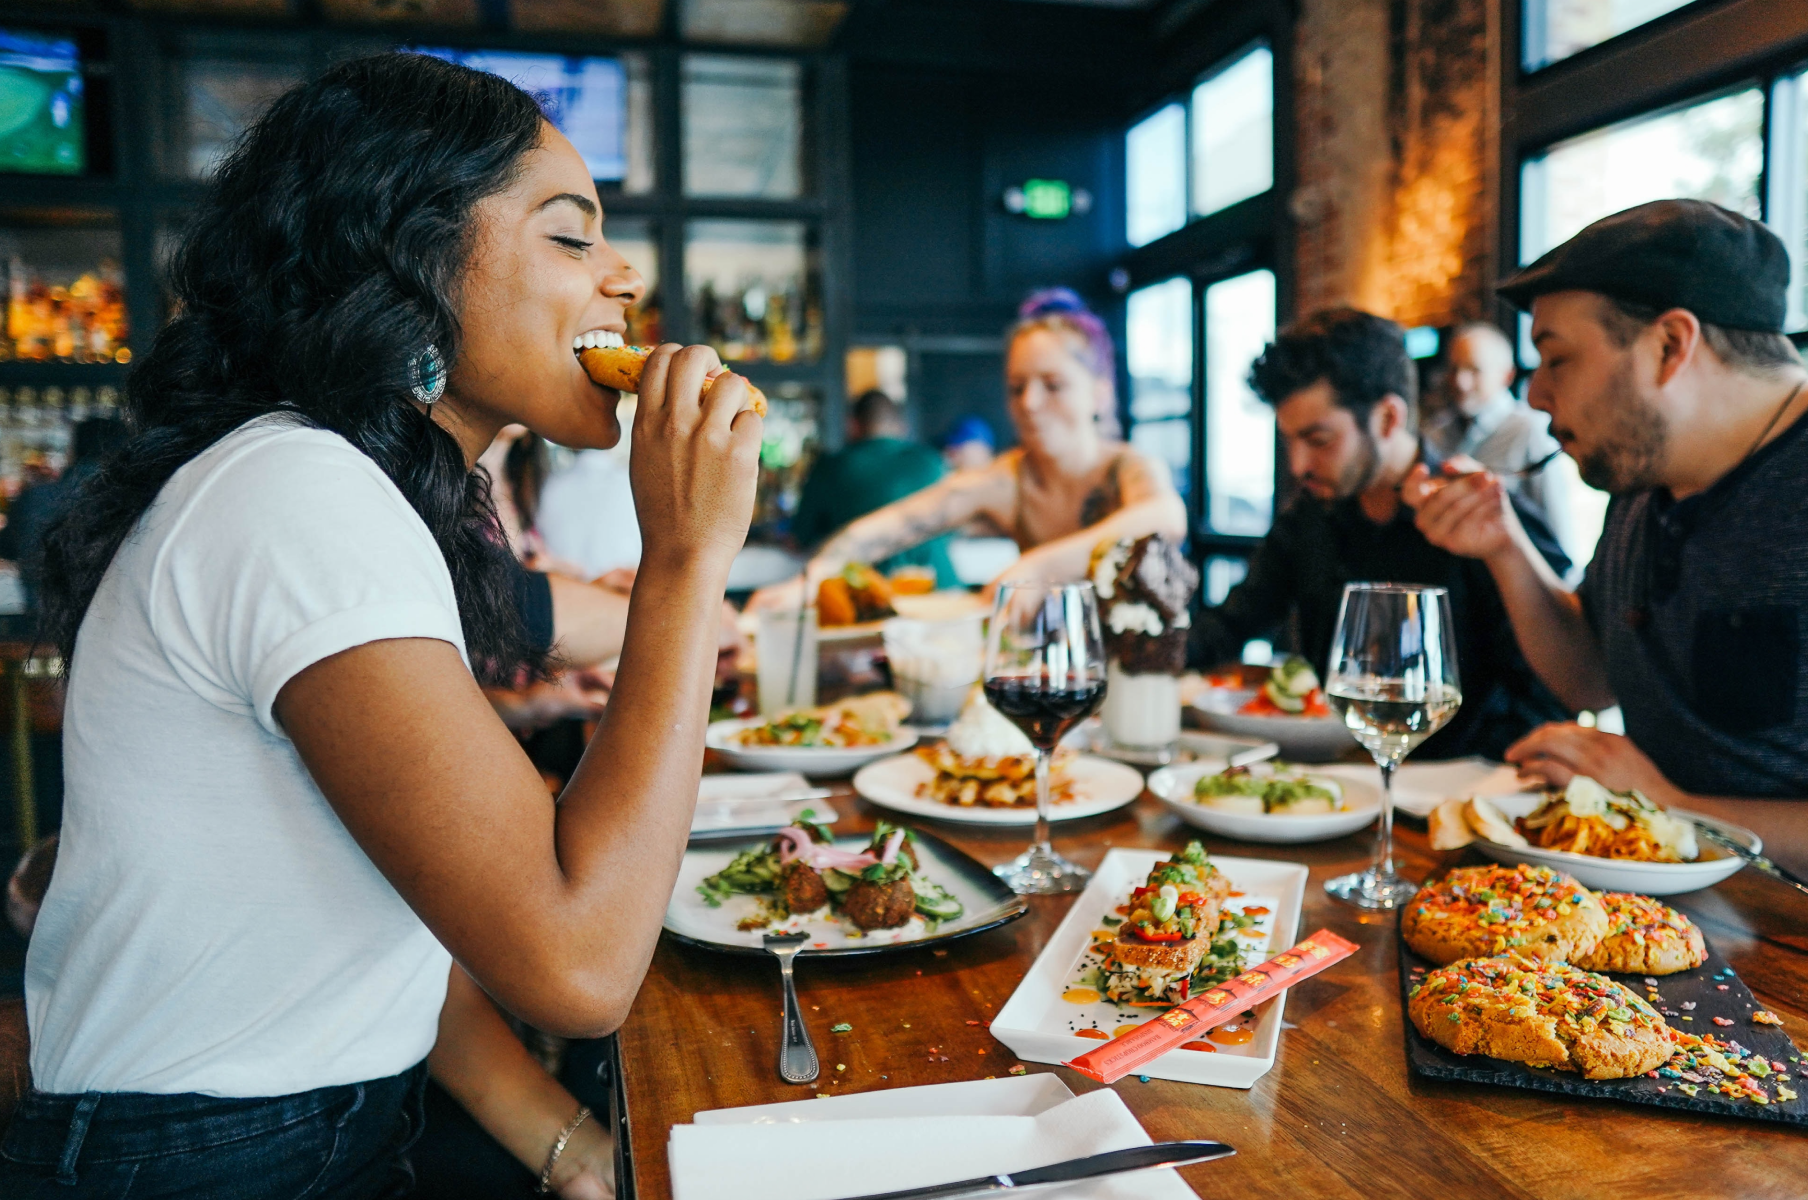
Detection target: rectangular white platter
<box><xmin>990</xmin><ymin>849</ymin><xmax>1307</xmax><ymax>1087</ymax></box>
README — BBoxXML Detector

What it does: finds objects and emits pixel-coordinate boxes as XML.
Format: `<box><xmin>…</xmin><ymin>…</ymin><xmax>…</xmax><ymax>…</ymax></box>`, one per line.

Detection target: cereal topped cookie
<box><xmin>1571</xmin><ymin>892</ymin><xmax>1707</xmax><ymax>976</ymax></box>
<box><xmin>1401</xmin><ymin>863</ymin><xmax>1607</xmax><ymax>966</ymax></box>
<box><xmin>1407</xmin><ymin>955</ymin><xmax>1672</xmax><ymax>1079</ymax></box>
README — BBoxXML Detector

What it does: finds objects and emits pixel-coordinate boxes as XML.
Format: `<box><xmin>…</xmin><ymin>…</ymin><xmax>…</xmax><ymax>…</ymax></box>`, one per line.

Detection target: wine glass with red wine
<box><xmin>983</xmin><ymin>581</ymin><xmax>1107</xmax><ymax>894</ymax></box>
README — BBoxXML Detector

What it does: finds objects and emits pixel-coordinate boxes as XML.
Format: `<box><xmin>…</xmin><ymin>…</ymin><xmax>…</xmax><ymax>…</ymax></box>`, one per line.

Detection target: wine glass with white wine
<box><xmin>1323</xmin><ymin>583</ymin><xmax>1461</xmax><ymax>909</ymax></box>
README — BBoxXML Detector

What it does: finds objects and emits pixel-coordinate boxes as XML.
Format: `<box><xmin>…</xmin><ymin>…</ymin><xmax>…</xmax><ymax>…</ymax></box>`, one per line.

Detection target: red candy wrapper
<box><xmin>1065</xmin><ymin>928</ymin><xmax>1358</xmax><ymax>1084</ymax></box>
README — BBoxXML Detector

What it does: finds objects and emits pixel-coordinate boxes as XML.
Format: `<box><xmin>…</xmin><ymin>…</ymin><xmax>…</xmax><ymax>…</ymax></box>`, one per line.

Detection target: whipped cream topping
<box><xmin>944</xmin><ymin>687</ymin><xmax>1035</xmax><ymax>759</ymax></box>
<box><xmin>1107</xmin><ymin>601</ymin><xmax>1163</xmax><ymax>637</ymax></box>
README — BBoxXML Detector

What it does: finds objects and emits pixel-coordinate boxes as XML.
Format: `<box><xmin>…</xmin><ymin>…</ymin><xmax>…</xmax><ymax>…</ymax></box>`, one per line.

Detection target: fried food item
<box><xmin>842</xmin><ymin>872</ymin><xmax>916</xmax><ymax>930</ymax></box>
<box><xmin>1515</xmin><ymin>777</ymin><xmax>1698</xmax><ymax>862</ymax></box>
<box><xmin>734</xmin><ymin>692</ymin><xmax>910</xmax><ymax>749</ymax></box>
<box><xmin>888</xmin><ymin>565</ymin><xmax>937</xmax><ymax>595</ymax></box>
<box><xmin>577</xmin><ymin>345</ymin><xmax>768</xmax><ymax>416</ymax></box>
<box><xmin>778</xmin><ymin>861</ymin><xmax>830</xmax><ymax>916</ymax></box>
<box><xmin>1401</xmin><ymin>864</ymin><xmax>1608</xmax><ymax>967</ymax></box>
<box><xmin>913</xmin><ymin>743</ymin><xmax>1076</xmax><ymax>807</ymax></box>
<box><xmin>1408</xmin><ymin>955</ymin><xmax>1672</xmax><ymax>1079</ymax></box>
<box><xmin>1104</xmin><ymin>842</ymin><xmax>1230</xmax><ymax>1004</ymax></box>
<box><xmin>815</xmin><ymin>563</ymin><xmax>896</xmax><ymax>626</ymax></box>
<box><xmin>1570</xmin><ymin>893</ymin><xmax>1707</xmax><ymax>975</ymax></box>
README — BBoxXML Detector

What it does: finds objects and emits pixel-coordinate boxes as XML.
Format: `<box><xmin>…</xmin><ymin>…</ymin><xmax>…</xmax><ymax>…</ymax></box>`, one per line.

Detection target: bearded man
<box><xmin>1408</xmin><ymin>200</ymin><xmax>1808</xmax><ymax>814</ymax></box>
<box><xmin>1189</xmin><ymin>306</ymin><xmax>1572</xmax><ymax>759</ymax></box>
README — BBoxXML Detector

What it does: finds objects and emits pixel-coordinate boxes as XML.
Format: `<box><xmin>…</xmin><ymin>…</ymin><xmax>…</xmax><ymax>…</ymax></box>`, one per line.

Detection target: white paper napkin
<box><xmin>691</xmin><ymin>773</ymin><xmax>818</xmax><ymax>834</ymax></box>
<box><xmin>668</xmin><ymin>1085</ymin><xmax>1200</xmax><ymax>1200</ymax></box>
<box><xmin>1321</xmin><ymin>757</ymin><xmax>1539</xmax><ymax>818</ymax></box>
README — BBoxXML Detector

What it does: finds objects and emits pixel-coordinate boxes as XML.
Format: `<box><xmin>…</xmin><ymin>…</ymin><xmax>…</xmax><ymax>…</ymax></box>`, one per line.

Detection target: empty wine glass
<box><xmin>1323</xmin><ymin>583</ymin><xmax>1461</xmax><ymax>910</ymax></box>
<box><xmin>983</xmin><ymin>581</ymin><xmax>1107</xmax><ymax>894</ymax></box>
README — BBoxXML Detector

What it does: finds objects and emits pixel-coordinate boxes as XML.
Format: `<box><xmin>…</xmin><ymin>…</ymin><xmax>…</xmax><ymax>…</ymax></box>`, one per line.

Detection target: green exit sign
<box><xmin>1003</xmin><ymin>179</ymin><xmax>1093</xmax><ymax>220</ymax></box>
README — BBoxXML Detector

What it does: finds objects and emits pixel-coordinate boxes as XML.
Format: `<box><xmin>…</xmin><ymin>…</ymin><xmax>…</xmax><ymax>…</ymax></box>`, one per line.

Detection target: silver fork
<box><xmin>762</xmin><ymin>931</ymin><xmax>819</xmax><ymax>1084</ymax></box>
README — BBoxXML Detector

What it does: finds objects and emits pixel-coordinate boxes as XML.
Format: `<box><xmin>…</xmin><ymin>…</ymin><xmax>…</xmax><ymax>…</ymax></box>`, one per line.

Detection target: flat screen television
<box><xmin>0</xmin><ymin>29</ymin><xmax>82</xmax><ymax>176</ymax></box>
<box><xmin>415</xmin><ymin>49</ymin><xmax>626</xmax><ymax>184</ymax></box>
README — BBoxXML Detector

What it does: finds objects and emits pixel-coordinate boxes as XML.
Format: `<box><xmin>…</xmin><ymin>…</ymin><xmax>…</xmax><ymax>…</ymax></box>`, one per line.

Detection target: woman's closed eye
<box><xmin>550</xmin><ymin>235</ymin><xmax>594</xmax><ymax>255</ymax></box>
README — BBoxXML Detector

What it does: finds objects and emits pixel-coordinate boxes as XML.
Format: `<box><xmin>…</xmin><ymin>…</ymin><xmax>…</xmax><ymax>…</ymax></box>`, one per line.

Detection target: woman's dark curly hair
<box><xmin>37</xmin><ymin>52</ymin><xmax>550</xmax><ymax>683</ymax></box>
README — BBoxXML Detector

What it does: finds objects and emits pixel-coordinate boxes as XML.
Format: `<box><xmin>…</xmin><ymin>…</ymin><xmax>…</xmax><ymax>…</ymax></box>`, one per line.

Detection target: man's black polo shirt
<box><xmin>1580</xmin><ymin>406</ymin><xmax>1808</xmax><ymax>798</ymax></box>
<box><xmin>1190</xmin><ymin>461</ymin><xmax>1573</xmax><ymax>761</ymax></box>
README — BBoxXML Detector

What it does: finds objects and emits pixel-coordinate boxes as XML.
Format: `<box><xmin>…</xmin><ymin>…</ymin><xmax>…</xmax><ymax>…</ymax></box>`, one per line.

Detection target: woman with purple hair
<box><xmin>752</xmin><ymin>289</ymin><xmax>1185</xmax><ymax>603</ymax></box>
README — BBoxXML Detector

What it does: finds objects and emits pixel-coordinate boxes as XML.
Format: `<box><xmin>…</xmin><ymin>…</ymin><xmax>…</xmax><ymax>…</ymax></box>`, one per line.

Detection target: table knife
<box><xmin>830</xmin><ymin>1140</ymin><xmax>1235</xmax><ymax>1200</ymax></box>
<box><xmin>1691</xmin><ymin>821</ymin><xmax>1808</xmax><ymax>899</ymax></box>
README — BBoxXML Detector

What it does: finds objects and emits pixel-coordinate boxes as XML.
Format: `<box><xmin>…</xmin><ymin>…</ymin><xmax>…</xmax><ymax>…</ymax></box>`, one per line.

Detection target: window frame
<box><xmin>1117</xmin><ymin>0</ymin><xmax>1294</xmax><ymax>563</ymax></box>
<box><xmin>1499</xmin><ymin>0</ymin><xmax>1808</xmax><ymax>336</ymax></box>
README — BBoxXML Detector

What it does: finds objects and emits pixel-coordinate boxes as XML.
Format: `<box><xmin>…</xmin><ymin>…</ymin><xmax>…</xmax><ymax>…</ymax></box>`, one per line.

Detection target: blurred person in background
<box><xmin>1425</xmin><ymin>322</ymin><xmax>1576</xmax><ymax>563</ymax></box>
<box><xmin>533</xmin><ymin>423</ymin><xmax>641</xmax><ymax>580</ymax></box>
<box><xmin>750</xmin><ymin>289</ymin><xmax>1182</xmax><ymax>607</ymax></box>
<box><xmin>790</xmin><ymin>388</ymin><xmax>955</xmax><ymax>586</ymax></box>
<box><xmin>0</xmin><ymin>417</ymin><xmax>128</xmax><ymax>615</ymax></box>
<box><xmin>1188</xmin><ymin>306</ymin><xmax>1572</xmax><ymax>760</ymax></box>
<box><xmin>937</xmin><ymin>414</ymin><xmax>996</xmax><ymax>473</ymax></box>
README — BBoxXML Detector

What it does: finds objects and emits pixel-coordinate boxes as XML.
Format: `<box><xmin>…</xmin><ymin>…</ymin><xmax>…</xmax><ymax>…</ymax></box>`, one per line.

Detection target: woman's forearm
<box><xmin>430</xmin><ymin>966</ymin><xmax>612</xmax><ymax>1194</ymax></box>
<box><xmin>996</xmin><ymin>495</ymin><xmax>1187</xmax><ymax>588</ymax></box>
<box><xmin>807</xmin><ymin>473</ymin><xmax>995</xmax><ymax>584</ymax></box>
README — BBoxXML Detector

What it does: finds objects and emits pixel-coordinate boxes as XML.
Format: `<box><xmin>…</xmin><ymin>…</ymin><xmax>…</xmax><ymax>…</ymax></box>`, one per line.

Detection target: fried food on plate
<box><xmin>1401</xmin><ymin>863</ymin><xmax>1608</xmax><ymax>967</ymax></box>
<box><xmin>1408</xmin><ymin>955</ymin><xmax>1672</xmax><ymax>1079</ymax></box>
<box><xmin>1516</xmin><ymin>777</ymin><xmax>1699</xmax><ymax>863</ymax></box>
<box><xmin>1570</xmin><ymin>892</ymin><xmax>1707</xmax><ymax>976</ymax></box>
<box><xmin>914</xmin><ymin>687</ymin><xmax>1073</xmax><ymax>808</ymax></box>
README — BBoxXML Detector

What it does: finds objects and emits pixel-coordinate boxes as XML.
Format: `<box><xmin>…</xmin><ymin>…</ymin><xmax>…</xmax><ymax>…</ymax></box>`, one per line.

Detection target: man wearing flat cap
<box><xmin>1407</xmin><ymin>199</ymin><xmax>1808</xmax><ymax>823</ymax></box>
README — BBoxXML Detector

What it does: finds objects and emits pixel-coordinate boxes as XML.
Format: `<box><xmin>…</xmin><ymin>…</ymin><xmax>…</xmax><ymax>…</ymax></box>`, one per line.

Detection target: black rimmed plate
<box><xmin>662</xmin><ymin>826</ymin><xmax>1027</xmax><ymax>958</ymax></box>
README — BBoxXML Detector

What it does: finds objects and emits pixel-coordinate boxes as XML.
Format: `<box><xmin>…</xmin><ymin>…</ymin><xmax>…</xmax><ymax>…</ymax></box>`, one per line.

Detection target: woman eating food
<box><xmin>749</xmin><ymin>289</ymin><xmax>1186</xmax><ymax>608</ymax></box>
<box><xmin>3</xmin><ymin>54</ymin><xmax>759</xmax><ymax>1195</ymax></box>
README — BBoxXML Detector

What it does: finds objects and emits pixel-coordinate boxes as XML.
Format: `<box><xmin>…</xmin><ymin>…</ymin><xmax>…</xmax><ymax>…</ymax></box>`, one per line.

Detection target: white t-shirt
<box><xmin>27</xmin><ymin>416</ymin><xmax>462</xmax><ymax>1097</ymax></box>
<box><xmin>535</xmin><ymin>448</ymin><xmax>641</xmax><ymax>577</ymax></box>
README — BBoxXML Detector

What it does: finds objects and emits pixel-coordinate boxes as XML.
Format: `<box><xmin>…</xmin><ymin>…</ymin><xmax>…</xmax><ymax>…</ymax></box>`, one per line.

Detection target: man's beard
<box><xmin>1319</xmin><ymin>428</ymin><xmax>1383</xmax><ymax>503</ymax></box>
<box><xmin>1573</xmin><ymin>360</ymin><xmax>1667</xmax><ymax>494</ymax></box>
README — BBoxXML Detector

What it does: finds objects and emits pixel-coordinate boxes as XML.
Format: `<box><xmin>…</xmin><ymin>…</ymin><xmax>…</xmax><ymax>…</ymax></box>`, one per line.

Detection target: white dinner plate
<box><xmin>988</xmin><ymin>849</ymin><xmax>1308</xmax><ymax>1088</ymax></box>
<box><xmin>706</xmin><ymin>718</ymin><xmax>918</xmax><ymax>776</ymax></box>
<box><xmin>1189</xmin><ymin>687</ymin><xmax>1355</xmax><ymax>761</ymax></box>
<box><xmin>1147</xmin><ymin>760</ymin><xmax>1380</xmax><ymax>843</ymax></box>
<box><xmin>663</xmin><ymin>827</ymin><xmax>1026</xmax><ymax>956</ymax></box>
<box><xmin>1472</xmin><ymin>808</ymin><xmax>1758</xmax><ymax>896</ymax></box>
<box><xmin>851</xmin><ymin>752</ymin><xmax>1145</xmax><ymax>826</ymax></box>
<box><xmin>1066</xmin><ymin>717</ymin><xmax>1278</xmax><ymax>771</ymax></box>
<box><xmin>1377</xmin><ymin>757</ymin><xmax>1539</xmax><ymax>819</ymax></box>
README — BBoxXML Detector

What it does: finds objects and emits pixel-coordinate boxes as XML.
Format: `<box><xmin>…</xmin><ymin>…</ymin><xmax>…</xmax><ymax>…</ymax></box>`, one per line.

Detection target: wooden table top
<box><xmin>618</xmin><ymin>771</ymin><xmax>1808</xmax><ymax>1200</ymax></box>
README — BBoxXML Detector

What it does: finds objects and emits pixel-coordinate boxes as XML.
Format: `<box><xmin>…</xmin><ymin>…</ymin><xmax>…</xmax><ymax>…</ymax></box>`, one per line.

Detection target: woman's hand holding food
<box><xmin>629</xmin><ymin>344</ymin><xmax>761</xmax><ymax>573</ymax></box>
<box><xmin>1505</xmin><ymin>722</ymin><xmax>1686</xmax><ymax>807</ymax></box>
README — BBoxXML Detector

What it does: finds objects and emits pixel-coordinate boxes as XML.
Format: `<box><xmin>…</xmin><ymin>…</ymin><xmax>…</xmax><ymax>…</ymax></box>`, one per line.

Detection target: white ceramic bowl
<box><xmin>1146</xmin><ymin>760</ymin><xmax>1380</xmax><ymax>844</ymax></box>
<box><xmin>1188</xmin><ymin>687</ymin><xmax>1356</xmax><ymax>762</ymax></box>
<box><xmin>1473</xmin><ymin>809</ymin><xmax>1757</xmax><ymax>896</ymax></box>
<box><xmin>705</xmin><ymin>718</ymin><xmax>918</xmax><ymax>776</ymax></box>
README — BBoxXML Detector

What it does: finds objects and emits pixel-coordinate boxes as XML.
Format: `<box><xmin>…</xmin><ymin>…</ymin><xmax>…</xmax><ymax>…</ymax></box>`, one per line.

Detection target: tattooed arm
<box><xmin>746</xmin><ymin>462</ymin><xmax>1012</xmax><ymax>611</ymax></box>
<box><xmin>993</xmin><ymin>449</ymin><xmax>1187</xmax><ymax>589</ymax></box>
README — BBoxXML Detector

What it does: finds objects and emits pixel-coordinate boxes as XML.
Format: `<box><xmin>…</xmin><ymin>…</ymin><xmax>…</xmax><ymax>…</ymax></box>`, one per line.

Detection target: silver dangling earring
<box><xmin>410</xmin><ymin>343</ymin><xmax>446</xmax><ymax>405</ymax></box>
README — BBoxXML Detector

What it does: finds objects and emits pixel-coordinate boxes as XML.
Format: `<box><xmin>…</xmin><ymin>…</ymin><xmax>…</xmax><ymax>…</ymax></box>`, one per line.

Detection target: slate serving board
<box><xmin>1396</xmin><ymin>909</ymin><xmax>1807</xmax><ymax>1126</ymax></box>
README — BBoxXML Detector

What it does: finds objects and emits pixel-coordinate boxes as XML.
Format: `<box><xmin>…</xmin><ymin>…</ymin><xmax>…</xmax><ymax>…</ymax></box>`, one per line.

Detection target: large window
<box><xmin>1520</xmin><ymin>86</ymin><xmax>1765</xmax><ymax>264</ymax></box>
<box><xmin>1190</xmin><ymin>44</ymin><xmax>1273</xmax><ymax>220</ymax></box>
<box><xmin>682</xmin><ymin>54</ymin><xmax>804</xmax><ymax>199</ymax></box>
<box><xmin>1125</xmin><ymin>277</ymin><xmax>1193</xmax><ymax>502</ymax></box>
<box><xmin>1203</xmin><ymin>268</ymin><xmax>1276</xmax><ymax>537</ymax></box>
<box><xmin>1122</xmin><ymin>41</ymin><xmax>1273</xmax><ymax>248</ymax></box>
<box><xmin>1126</xmin><ymin>103</ymin><xmax>1186</xmax><ymax>248</ymax></box>
<box><xmin>1522</xmin><ymin>0</ymin><xmax>1697</xmax><ymax>71</ymax></box>
<box><xmin>1772</xmin><ymin>67</ymin><xmax>1808</xmax><ymax>333</ymax></box>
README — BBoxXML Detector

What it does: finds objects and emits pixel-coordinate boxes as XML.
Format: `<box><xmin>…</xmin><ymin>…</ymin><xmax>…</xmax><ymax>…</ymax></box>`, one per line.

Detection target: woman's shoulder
<box><xmin>157</xmin><ymin>415</ymin><xmax>428</xmax><ymax>547</ymax></box>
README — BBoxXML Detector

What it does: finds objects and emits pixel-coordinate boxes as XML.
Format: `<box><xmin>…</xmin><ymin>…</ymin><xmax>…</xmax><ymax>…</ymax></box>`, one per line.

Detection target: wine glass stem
<box><xmin>1032</xmin><ymin>749</ymin><xmax>1053</xmax><ymax>859</ymax></box>
<box><xmin>1373</xmin><ymin>759</ymin><xmax>1397</xmax><ymax>880</ymax></box>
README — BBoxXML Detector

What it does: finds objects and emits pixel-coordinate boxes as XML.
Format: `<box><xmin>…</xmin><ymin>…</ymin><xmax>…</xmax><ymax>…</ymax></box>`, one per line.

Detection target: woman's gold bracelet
<box><xmin>537</xmin><ymin>1104</ymin><xmax>594</xmax><ymax>1194</ymax></box>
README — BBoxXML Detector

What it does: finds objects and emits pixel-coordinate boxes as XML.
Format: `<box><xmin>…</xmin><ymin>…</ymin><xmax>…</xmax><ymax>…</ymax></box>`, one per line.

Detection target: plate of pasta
<box><xmin>1462</xmin><ymin>777</ymin><xmax>1757</xmax><ymax>895</ymax></box>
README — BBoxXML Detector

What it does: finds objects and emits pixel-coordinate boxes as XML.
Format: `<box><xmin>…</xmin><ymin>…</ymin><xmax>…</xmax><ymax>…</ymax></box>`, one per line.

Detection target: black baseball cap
<box><xmin>1497</xmin><ymin>199</ymin><xmax>1789</xmax><ymax>332</ymax></box>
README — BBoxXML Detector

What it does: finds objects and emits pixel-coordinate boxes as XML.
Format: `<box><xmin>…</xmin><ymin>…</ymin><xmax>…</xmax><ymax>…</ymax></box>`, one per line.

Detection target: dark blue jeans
<box><xmin>0</xmin><ymin>1061</ymin><xmax>428</xmax><ymax>1199</ymax></box>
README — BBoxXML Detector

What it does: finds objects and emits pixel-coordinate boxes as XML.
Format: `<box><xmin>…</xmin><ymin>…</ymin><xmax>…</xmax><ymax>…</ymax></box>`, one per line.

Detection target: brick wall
<box><xmin>1291</xmin><ymin>0</ymin><xmax>1499</xmax><ymax>328</ymax></box>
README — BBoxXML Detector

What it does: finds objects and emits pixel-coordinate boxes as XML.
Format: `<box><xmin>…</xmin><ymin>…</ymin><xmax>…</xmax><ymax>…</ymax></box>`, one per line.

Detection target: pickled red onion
<box><xmin>773</xmin><ymin>827</ymin><xmax>878</xmax><ymax>871</ymax></box>
<box><xmin>879</xmin><ymin>829</ymin><xmax>905</xmax><ymax>866</ymax></box>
